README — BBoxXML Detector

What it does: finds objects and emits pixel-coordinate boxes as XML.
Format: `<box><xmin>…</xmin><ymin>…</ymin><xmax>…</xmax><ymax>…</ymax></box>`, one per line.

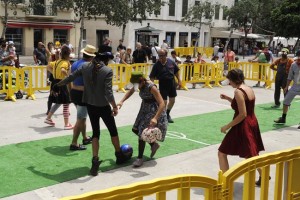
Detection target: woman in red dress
<box><xmin>219</xmin><ymin>68</ymin><xmax>265</xmax><ymax>186</ymax></box>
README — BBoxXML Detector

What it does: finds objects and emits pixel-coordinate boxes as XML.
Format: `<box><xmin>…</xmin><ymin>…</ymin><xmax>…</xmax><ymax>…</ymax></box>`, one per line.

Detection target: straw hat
<box><xmin>81</xmin><ymin>45</ymin><xmax>96</xmax><ymax>57</ymax></box>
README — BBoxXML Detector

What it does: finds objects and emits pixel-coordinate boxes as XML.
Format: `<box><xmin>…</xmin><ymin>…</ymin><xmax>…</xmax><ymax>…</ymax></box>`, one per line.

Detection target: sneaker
<box><xmin>150</xmin><ymin>142</ymin><xmax>160</xmax><ymax>158</ymax></box>
<box><xmin>271</xmin><ymin>104</ymin><xmax>280</xmax><ymax>108</ymax></box>
<box><xmin>133</xmin><ymin>158</ymin><xmax>144</xmax><ymax>167</ymax></box>
<box><xmin>255</xmin><ymin>176</ymin><xmax>271</xmax><ymax>187</ymax></box>
<box><xmin>44</xmin><ymin>118</ymin><xmax>55</xmax><ymax>126</ymax></box>
<box><xmin>192</xmin><ymin>84</ymin><xmax>196</xmax><ymax>89</ymax></box>
<box><xmin>274</xmin><ymin>117</ymin><xmax>286</xmax><ymax>124</ymax></box>
<box><xmin>253</xmin><ymin>83</ymin><xmax>260</xmax><ymax>87</ymax></box>
<box><xmin>90</xmin><ymin>157</ymin><xmax>102</xmax><ymax>176</ymax></box>
<box><xmin>115</xmin><ymin>151</ymin><xmax>130</xmax><ymax>165</ymax></box>
<box><xmin>69</xmin><ymin>144</ymin><xmax>86</xmax><ymax>151</ymax></box>
<box><xmin>64</xmin><ymin>124</ymin><xmax>73</xmax><ymax>130</ymax></box>
<box><xmin>167</xmin><ymin>115</ymin><xmax>174</xmax><ymax>123</ymax></box>
<box><xmin>82</xmin><ymin>136</ymin><xmax>93</xmax><ymax>145</ymax></box>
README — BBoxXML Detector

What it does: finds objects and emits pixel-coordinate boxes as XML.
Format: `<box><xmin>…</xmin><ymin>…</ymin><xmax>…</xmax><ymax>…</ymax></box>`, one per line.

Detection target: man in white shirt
<box><xmin>161</xmin><ymin>40</ymin><xmax>169</xmax><ymax>50</ymax></box>
<box><xmin>151</xmin><ymin>42</ymin><xmax>161</xmax><ymax>63</ymax></box>
<box><xmin>169</xmin><ymin>50</ymin><xmax>182</xmax><ymax>64</ymax></box>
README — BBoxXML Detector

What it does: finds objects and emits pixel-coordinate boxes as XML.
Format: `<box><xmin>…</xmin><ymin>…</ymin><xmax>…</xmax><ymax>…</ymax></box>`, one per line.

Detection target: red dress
<box><xmin>218</xmin><ymin>88</ymin><xmax>265</xmax><ymax>158</ymax></box>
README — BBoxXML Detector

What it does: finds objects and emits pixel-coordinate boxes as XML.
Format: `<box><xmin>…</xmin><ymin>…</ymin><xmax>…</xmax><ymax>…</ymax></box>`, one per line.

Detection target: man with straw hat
<box><xmin>68</xmin><ymin>45</ymin><xmax>96</xmax><ymax>151</ymax></box>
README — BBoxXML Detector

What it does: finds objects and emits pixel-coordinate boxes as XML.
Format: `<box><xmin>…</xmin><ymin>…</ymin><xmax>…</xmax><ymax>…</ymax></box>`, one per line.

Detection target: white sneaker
<box><xmin>133</xmin><ymin>158</ymin><xmax>143</xmax><ymax>167</ymax></box>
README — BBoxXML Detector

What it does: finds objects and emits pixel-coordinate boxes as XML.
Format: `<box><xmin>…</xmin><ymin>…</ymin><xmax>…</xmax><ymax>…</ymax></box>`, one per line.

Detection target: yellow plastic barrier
<box><xmin>61</xmin><ymin>147</ymin><xmax>300</xmax><ymax>200</ymax></box>
<box><xmin>179</xmin><ymin>62</ymin><xmax>226</xmax><ymax>90</ymax></box>
<box><xmin>0</xmin><ymin>66</ymin><xmax>21</xmax><ymax>102</ymax></box>
<box><xmin>108</xmin><ymin>63</ymin><xmax>132</xmax><ymax>93</ymax></box>
<box><xmin>60</xmin><ymin>174</ymin><xmax>222</xmax><ymax>200</ymax></box>
<box><xmin>174</xmin><ymin>47</ymin><xmax>214</xmax><ymax>58</ymax></box>
<box><xmin>220</xmin><ymin>147</ymin><xmax>300</xmax><ymax>200</ymax></box>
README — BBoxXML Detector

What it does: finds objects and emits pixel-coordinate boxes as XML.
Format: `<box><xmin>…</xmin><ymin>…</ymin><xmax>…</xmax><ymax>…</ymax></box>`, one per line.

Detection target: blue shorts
<box><xmin>76</xmin><ymin>105</ymin><xmax>87</xmax><ymax>119</ymax></box>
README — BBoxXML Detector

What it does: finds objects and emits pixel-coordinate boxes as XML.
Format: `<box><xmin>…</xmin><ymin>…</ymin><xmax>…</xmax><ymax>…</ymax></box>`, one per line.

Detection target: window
<box><xmin>182</xmin><ymin>0</ymin><xmax>188</xmax><ymax>17</ymax></box>
<box><xmin>222</xmin><ymin>6</ymin><xmax>228</xmax><ymax>20</ymax></box>
<box><xmin>195</xmin><ymin>1</ymin><xmax>200</xmax><ymax>6</ymax></box>
<box><xmin>5</xmin><ymin>28</ymin><xmax>23</xmax><ymax>54</ymax></box>
<box><xmin>235</xmin><ymin>0</ymin><xmax>238</xmax><ymax>4</ymax></box>
<box><xmin>204</xmin><ymin>2</ymin><xmax>211</xmax><ymax>19</ymax></box>
<box><xmin>169</xmin><ymin>0</ymin><xmax>175</xmax><ymax>16</ymax></box>
<box><xmin>214</xmin><ymin>4</ymin><xmax>220</xmax><ymax>20</ymax></box>
<box><xmin>54</xmin><ymin>29</ymin><xmax>68</xmax><ymax>44</ymax></box>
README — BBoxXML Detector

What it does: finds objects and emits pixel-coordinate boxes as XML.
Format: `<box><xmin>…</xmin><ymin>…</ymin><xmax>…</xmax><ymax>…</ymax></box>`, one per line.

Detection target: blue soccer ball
<box><xmin>121</xmin><ymin>144</ymin><xmax>133</xmax><ymax>159</ymax></box>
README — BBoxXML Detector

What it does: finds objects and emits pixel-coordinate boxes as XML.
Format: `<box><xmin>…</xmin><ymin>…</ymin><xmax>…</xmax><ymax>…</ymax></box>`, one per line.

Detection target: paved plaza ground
<box><xmin>1</xmin><ymin>69</ymin><xmax>300</xmax><ymax>200</ymax></box>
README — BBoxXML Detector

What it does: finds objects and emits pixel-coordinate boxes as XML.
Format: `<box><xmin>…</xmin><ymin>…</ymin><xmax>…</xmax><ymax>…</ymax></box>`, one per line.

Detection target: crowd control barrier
<box><xmin>174</xmin><ymin>47</ymin><xmax>214</xmax><ymax>58</ymax></box>
<box><xmin>61</xmin><ymin>147</ymin><xmax>300</xmax><ymax>200</ymax></box>
<box><xmin>1</xmin><ymin>62</ymin><xmax>276</xmax><ymax>101</ymax></box>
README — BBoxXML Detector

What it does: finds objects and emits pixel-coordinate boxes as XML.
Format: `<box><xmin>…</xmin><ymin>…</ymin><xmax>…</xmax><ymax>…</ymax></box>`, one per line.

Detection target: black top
<box><xmin>33</xmin><ymin>48</ymin><xmax>47</xmax><ymax>65</ymax></box>
<box><xmin>98</xmin><ymin>45</ymin><xmax>112</xmax><ymax>53</ymax></box>
<box><xmin>132</xmin><ymin>49</ymin><xmax>147</xmax><ymax>63</ymax></box>
<box><xmin>150</xmin><ymin>58</ymin><xmax>179</xmax><ymax>80</ymax></box>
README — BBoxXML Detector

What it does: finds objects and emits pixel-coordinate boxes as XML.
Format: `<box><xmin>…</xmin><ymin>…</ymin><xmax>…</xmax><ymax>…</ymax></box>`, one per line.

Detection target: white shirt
<box><xmin>161</xmin><ymin>42</ymin><xmax>168</xmax><ymax>49</ymax></box>
<box><xmin>151</xmin><ymin>46</ymin><xmax>161</xmax><ymax>58</ymax></box>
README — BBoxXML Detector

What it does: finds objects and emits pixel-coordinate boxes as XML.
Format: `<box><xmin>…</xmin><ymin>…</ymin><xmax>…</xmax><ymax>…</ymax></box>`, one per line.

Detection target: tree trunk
<box><xmin>121</xmin><ymin>24</ymin><xmax>126</xmax><ymax>42</ymax></box>
<box><xmin>224</xmin><ymin>28</ymin><xmax>233</xmax><ymax>51</ymax></box>
<box><xmin>77</xmin><ymin>11</ymin><xmax>85</xmax><ymax>60</ymax></box>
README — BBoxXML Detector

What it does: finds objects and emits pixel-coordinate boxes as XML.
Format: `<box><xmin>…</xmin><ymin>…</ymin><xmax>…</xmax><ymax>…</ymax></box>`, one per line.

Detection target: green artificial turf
<box><xmin>0</xmin><ymin>101</ymin><xmax>299</xmax><ymax>198</ymax></box>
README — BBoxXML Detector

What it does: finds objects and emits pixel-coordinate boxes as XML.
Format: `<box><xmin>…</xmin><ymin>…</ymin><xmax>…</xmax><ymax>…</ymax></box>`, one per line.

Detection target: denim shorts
<box><xmin>76</xmin><ymin>105</ymin><xmax>88</xmax><ymax>119</ymax></box>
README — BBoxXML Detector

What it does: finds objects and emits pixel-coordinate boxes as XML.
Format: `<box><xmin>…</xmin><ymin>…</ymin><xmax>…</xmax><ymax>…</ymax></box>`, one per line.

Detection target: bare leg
<box><xmin>218</xmin><ymin>151</ymin><xmax>229</xmax><ymax>172</ymax></box>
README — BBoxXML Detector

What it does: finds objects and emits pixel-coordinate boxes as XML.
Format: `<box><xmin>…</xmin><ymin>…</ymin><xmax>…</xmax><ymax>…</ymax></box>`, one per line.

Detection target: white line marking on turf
<box><xmin>180</xmin><ymin>96</ymin><xmax>231</xmax><ymax>107</ymax></box>
<box><xmin>166</xmin><ymin>131</ymin><xmax>210</xmax><ymax>146</ymax></box>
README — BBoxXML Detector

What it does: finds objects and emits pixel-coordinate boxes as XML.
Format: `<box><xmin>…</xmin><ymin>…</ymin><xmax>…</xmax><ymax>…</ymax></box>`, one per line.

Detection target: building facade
<box><xmin>0</xmin><ymin>0</ymin><xmax>235</xmax><ymax>56</ymax></box>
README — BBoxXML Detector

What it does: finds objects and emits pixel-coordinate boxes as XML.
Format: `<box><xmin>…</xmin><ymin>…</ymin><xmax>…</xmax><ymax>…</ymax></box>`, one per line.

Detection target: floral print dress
<box><xmin>133</xmin><ymin>81</ymin><xmax>168</xmax><ymax>141</ymax></box>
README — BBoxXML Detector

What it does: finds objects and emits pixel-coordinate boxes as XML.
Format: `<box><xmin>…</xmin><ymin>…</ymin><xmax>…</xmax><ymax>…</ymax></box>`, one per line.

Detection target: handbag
<box><xmin>141</xmin><ymin>127</ymin><xmax>162</xmax><ymax>143</ymax></box>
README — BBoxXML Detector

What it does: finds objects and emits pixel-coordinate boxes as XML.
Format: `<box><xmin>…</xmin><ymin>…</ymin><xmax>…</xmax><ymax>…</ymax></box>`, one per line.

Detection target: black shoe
<box><xmin>70</xmin><ymin>144</ymin><xmax>86</xmax><ymax>151</ymax></box>
<box><xmin>82</xmin><ymin>136</ymin><xmax>92</xmax><ymax>145</ymax></box>
<box><xmin>271</xmin><ymin>104</ymin><xmax>280</xmax><ymax>108</ymax></box>
<box><xmin>115</xmin><ymin>151</ymin><xmax>130</xmax><ymax>165</ymax></box>
<box><xmin>255</xmin><ymin>176</ymin><xmax>271</xmax><ymax>187</ymax></box>
<box><xmin>274</xmin><ymin>117</ymin><xmax>286</xmax><ymax>124</ymax></box>
<box><xmin>90</xmin><ymin>157</ymin><xmax>102</xmax><ymax>176</ymax></box>
<box><xmin>167</xmin><ymin>115</ymin><xmax>174</xmax><ymax>123</ymax></box>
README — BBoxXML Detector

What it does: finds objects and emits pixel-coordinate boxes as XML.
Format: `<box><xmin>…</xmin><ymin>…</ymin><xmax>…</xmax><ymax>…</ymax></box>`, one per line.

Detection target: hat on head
<box><xmin>95</xmin><ymin>51</ymin><xmax>114</xmax><ymax>59</ymax></box>
<box><xmin>127</xmin><ymin>46</ymin><xmax>132</xmax><ymax>49</ymax></box>
<box><xmin>55</xmin><ymin>41</ymin><xmax>61</xmax><ymax>48</ymax></box>
<box><xmin>81</xmin><ymin>45</ymin><xmax>96</xmax><ymax>57</ymax></box>
<box><xmin>8</xmin><ymin>41</ymin><xmax>14</xmax><ymax>45</ymax></box>
<box><xmin>130</xmin><ymin>71</ymin><xmax>144</xmax><ymax>83</ymax></box>
<box><xmin>281</xmin><ymin>48</ymin><xmax>289</xmax><ymax>54</ymax></box>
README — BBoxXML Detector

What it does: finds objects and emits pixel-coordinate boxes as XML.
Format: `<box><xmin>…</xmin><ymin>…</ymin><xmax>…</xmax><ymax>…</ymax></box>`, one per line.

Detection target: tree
<box><xmin>0</xmin><ymin>0</ymin><xmax>19</xmax><ymax>38</ymax></box>
<box><xmin>227</xmin><ymin>0</ymin><xmax>260</xmax><ymax>57</ymax></box>
<box><xmin>182</xmin><ymin>0</ymin><xmax>215</xmax><ymax>48</ymax></box>
<box><xmin>98</xmin><ymin>0</ymin><xmax>164</xmax><ymax>41</ymax></box>
<box><xmin>271</xmin><ymin>0</ymin><xmax>300</xmax><ymax>38</ymax></box>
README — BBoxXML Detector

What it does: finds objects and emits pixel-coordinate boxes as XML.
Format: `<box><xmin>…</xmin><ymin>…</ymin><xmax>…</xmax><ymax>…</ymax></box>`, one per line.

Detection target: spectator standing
<box><xmin>219</xmin><ymin>68</ymin><xmax>265</xmax><ymax>186</ymax></box>
<box><xmin>249</xmin><ymin>47</ymin><xmax>268</xmax><ymax>87</ymax></box>
<box><xmin>65</xmin><ymin>40</ymin><xmax>74</xmax><ymax>53</ymax></box>
<box><xmin>213</xmin><ymin>43</ymin><xmax>219</xmax><ymax>57</ymax></box>
<box><xmin>122</xmin><ymin>47</ymin><xmax>133</xmax><ymax>65</ymax></box>
<box><xmin>151</xmin><ymin>42</ymin><xmax>161</xmax><ymax>63</ymax></box>
<box><xmin>33</xmin><ymin>42</ymin><xmax>48</xmax><ymax>65</ymax></box>
<box><xmin>0</xmin><ymin>38</ymin><xmax>14</xmax><ymax>66</ymax></box>
<box><xmin>169</xmin><ymin>50</ymin><xmax>182</xmax><ymax>65</ymax></box>
<box><xmin>217</xmin><ymin>44</ymin><xmax>224</xmax><ymax>62</ymax></box>
<box><xmin>161</xmin><ymin>40</ymin><xmax>169</xmax><ymax>50</ymax></box>
<box><xmin>150</xmin><ymin>49</ymin><xmax>182</xmax><ymax>123</ymax></box>
<box><xmin>132</xmin><ymin>42</ymin><xmax>147</xmax><ymax>63</ymax></box>
<box><xmin>53</xmin><ymin>51</ymin><xmax>130</xmax><ymax>176</ymax></box>
<box><xmin>117</xmin><ymin>72</ymin><xmax>168</xmax><ymax>167</ymax></box>
<box><xmin>269</xmin><ymin>48</ymin><xmax>294</xmax><ymax>108</ymax></box>
<box><xmin>117</xmin><ymin>39</ymin><xmax>126</xmax><ymax>52</ymax></box>
<box><xmin>223</xmin><ymin>47</ymin><xmax>235</xmax><ymax>76</ymax></box>
<box><xmin>68</xmin><ymin>45</ymin><xmax>96</xmax><ymax>151</ymax></box>
<box><xmin>98</xmin><ymin>37</ymin><xmax>112</xmax><ymax>53</ymax></box>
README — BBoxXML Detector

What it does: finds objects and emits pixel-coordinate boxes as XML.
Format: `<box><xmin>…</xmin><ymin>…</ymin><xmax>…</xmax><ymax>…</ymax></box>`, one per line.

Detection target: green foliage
<box><xmin>271</xmin><ymin>0</ymin><xmax>300</xmax><ymax>37</ymax></box>
<box><xmin>182</xmin><ymin>1</ymin><xmax>215</xmax><ymax>28</ymax></box>
<box><xmin>0</xmin><ymin>0</ymin><xmax>20</xmax><ymax>38</ymax></box>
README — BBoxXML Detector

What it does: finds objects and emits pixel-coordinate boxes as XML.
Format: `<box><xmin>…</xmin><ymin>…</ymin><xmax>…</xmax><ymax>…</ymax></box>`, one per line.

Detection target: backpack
<box><xmin>264</xmin><ymin>51</ymin><xmax>271</xmax><ymax>62</ymax></box>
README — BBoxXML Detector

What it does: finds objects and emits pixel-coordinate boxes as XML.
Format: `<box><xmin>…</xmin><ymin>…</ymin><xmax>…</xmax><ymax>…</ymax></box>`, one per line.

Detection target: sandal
<box><xmin>64</xmin><ymin>124</ymin><xmax>73</xmax><ymax>130</ymax></box>
<box><xmin>70</xmin><ymin>144</ymin><xmax>86</xmax><ymax>151</ymax></box>
<box><xmin>82</xmin><ymin>136</ymin><xmax>92</xmax><ymax>145</ymax></box>
<box><xmin>44</xmin><ymin>118</ymin><xmax>55</xmax><ymax>126</ymax></box>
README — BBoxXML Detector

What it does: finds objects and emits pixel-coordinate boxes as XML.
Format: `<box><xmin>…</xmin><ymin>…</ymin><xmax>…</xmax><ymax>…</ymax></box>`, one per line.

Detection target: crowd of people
<box><xmin>2</xmin><ymin>36</ymin><xmax>300</xmax><ymax>184</ymax></box>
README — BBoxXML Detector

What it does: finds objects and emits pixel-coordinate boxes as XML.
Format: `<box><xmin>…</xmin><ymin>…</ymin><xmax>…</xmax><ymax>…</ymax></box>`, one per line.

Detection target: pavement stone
<box><xmin>1</xmin><ymin>71</ymin><xmax>299</xmax><ymax>199</ymax></box>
